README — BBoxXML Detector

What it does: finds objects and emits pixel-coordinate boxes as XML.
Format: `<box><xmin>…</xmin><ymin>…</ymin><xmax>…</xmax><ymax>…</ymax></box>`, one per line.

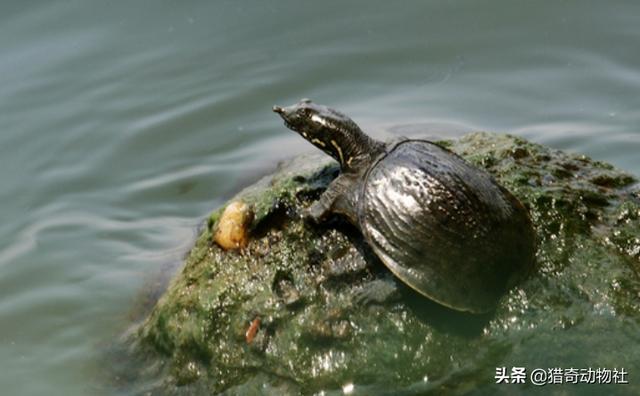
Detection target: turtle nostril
<box><xmin>273</xmin><ymin>105</ymin><xmax>284</xmax><ymax>114</ymax></box>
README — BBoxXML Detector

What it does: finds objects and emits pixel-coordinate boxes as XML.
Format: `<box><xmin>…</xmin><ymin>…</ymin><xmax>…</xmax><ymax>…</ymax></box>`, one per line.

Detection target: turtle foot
<box><xmin>354</xmin><ymin>277</ymin><xmax>401</xmax><ymax>306</ymax></box>
<box><xmin>303</xmin><ymin>202</ymin><xmax>326</xmax><ymax>224</ymax></box>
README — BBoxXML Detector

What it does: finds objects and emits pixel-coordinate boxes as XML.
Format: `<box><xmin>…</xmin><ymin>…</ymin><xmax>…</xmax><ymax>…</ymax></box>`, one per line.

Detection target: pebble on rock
<box><xmin>214</xmin><ymin>200</ymin><xmax>253</xmax><ymax>250</ymax></box>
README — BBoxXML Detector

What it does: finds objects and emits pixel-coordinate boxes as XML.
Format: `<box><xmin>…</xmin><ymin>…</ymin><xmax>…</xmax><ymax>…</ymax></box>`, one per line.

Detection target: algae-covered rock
<box><xmin>132</xmin><ymin>132</ymin><xmax>640</xmax><ymax>395</ymax></box>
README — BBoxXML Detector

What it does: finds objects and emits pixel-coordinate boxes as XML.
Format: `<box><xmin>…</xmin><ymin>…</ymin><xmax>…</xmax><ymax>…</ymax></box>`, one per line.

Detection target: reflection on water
<box><xmin>0</xmin><ymin>0</ymin><xmax>638</xmax><ymax>395</ymax></box>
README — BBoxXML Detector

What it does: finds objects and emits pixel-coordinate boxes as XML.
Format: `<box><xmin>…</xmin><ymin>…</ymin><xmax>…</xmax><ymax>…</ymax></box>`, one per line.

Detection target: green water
<box><xmin>0</xmin><ymin>1</ymin><xmax>638</xmax><ymax>395</ymax></box>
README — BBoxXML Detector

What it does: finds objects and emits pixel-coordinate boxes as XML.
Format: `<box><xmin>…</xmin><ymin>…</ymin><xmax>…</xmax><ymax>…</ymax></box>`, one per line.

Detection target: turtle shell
<box><xmin>358</xmin><ymin>140</ymin><xmax>535</xmax><ymax>313</ymax></box>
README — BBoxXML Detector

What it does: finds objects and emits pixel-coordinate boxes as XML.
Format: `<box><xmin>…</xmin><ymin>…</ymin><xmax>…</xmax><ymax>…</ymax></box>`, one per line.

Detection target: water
<box><xmin>0</xmin><ymin>1</ymin><xmax>638</xmax><ymax>395</ymax></box>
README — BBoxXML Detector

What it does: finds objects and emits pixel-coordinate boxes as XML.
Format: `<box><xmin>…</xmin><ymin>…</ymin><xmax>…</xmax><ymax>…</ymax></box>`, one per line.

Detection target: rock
<box><xmin>125</xmin><ymin>132</ymin><xmax>640</xmax><ymax>395</ymax></box>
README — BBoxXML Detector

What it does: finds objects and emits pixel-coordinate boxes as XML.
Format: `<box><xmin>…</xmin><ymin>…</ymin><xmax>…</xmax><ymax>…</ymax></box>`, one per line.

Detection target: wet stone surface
<box><xmin>121</xmin><ymin>132</ymin><xmax>640</xmax><ymax>395</ymax></box>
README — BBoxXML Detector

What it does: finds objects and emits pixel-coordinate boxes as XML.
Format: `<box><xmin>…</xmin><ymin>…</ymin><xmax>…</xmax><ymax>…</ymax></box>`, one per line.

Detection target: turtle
<box><xmin>272</xmin><ymin>99</ymin><xmax>536</xmax><ymax>313</ymax></box>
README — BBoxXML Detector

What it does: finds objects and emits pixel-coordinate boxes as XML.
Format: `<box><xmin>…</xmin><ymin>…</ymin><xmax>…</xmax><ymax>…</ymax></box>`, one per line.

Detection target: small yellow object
<box><xmin>213</xmin><ymin>201</ymin><xmax>253</xmax><ymax>250</ymax></box>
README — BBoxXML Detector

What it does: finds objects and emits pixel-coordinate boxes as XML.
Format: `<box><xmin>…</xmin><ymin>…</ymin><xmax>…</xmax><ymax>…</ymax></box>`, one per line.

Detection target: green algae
<box><xmin>132</xmin><ymin>132</ymin><xmax>640</xmax><ymax>395</ymax></box>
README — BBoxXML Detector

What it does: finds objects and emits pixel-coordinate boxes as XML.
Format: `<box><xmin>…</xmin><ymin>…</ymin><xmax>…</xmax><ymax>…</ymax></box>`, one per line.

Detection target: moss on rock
<box><xmin>132</xmin><ymin>132</ymin><xmax>640</xmax><ymax>395</ymax></box>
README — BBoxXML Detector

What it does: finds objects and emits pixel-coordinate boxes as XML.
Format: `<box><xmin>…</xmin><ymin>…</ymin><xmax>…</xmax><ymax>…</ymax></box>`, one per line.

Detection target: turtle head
<box><xmin>273</xmin><ymin>99</ymin><xmax>373</xmax><ymax>169</ymax></box>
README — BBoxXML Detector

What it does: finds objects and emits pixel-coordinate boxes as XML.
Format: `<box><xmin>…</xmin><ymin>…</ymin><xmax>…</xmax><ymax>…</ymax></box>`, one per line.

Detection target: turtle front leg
<box><xmin>305</xmin><ymin>173</ymin><xmax>357</xmax><ymax>224</ymax></box>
